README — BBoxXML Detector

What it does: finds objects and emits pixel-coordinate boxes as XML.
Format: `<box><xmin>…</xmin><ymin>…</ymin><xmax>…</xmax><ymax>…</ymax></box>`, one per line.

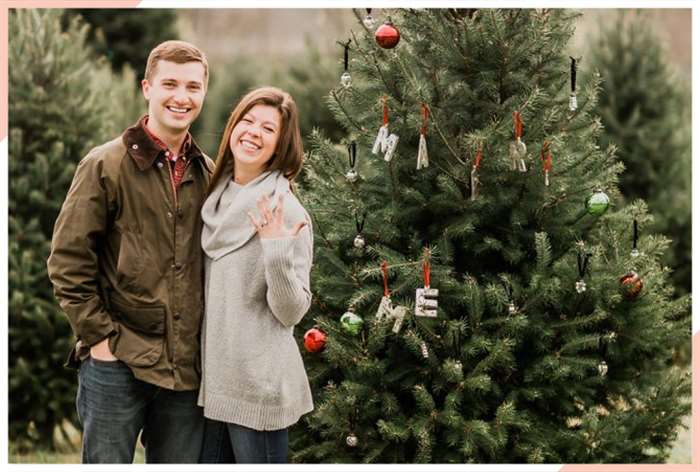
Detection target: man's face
<box><xmin>141</xmin><ymin>60</ymin><xmax>206</xmax><ymax>135</ymax></box>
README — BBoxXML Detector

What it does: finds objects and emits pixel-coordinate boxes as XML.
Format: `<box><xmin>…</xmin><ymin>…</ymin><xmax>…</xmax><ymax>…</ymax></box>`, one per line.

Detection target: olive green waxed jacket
<box><xmin>47</xmin><ymin>120</ymin><xmax>214</xmax><ymax>390</ymax></box>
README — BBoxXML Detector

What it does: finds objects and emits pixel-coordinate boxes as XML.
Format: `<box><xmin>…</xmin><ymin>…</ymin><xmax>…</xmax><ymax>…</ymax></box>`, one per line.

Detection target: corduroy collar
<box><xmin>122</xmin><ymin>115</ymin><xmax>211</xmax><ymax>173</ymax></box>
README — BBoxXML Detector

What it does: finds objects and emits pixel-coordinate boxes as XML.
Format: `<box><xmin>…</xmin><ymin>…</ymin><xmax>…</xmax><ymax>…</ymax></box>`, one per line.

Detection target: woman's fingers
<box><xmin>247</xmin><ymin>211</ymin><xmax>261</xmax><ymax>232</ymax></box>
<box><xmin>256</xmin><ymin>196</ymin><xmax>273</xmax><ymax>225</ymax></box>
<box><xmin>291</xmin><ymin>220</ymin><xmax>308</xmax><ymax>236</ymax></box>
<box><xmin>275</xmin><ymin>194</ymin><xmax>285</xmax><ymax>224</ymax></box>
<box><xmin>253</xmin><ymin>193</ymin><xmax>305</xmax><ymax>238</ymax></box>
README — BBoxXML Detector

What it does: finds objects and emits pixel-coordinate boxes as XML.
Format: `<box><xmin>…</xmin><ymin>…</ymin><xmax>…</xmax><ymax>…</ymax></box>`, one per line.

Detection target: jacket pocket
<box><xmin>108</xmin><ymin>293</ymin><xmax>166</xmax><ymax>367</ymax></box>
<box><xmin>116</xmin><ymin>228</ymin><xmax>145</xmax><ymax>289</ymax></box>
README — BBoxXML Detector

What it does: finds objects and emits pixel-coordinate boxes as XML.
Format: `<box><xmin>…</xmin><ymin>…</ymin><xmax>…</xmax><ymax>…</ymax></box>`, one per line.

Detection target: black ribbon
<box><xmin>577</xmin><ymin>251</ymin><xmax>591</xmax><ymax>278</ymax></box>
<box><xmin>347</xmin><ymin>141</ymin><xmax>357</xmax><ymax>168</ymax></box>
<box><xmin>502</xmin><ymin>280</ymin><xmax>512</xmax><ymax>299</ymax></box>
<box><xmin>633</xmin><ymin>219</ymin><xmax>638</xmax><ymax>251</ymax></box>
<box><xmin>343</xmin><ymin>39</ymin><xmax>351</xmax><ymax>71</ymax></box>
<box><xmin>355</xmin><ymin>210</ymin><xmax>366</xmax><ymax>233</ymax></box>
<box><xmin>570</xmin><ymin>56</ymin><xmax>577</xmax><ymax>93</ymax></box>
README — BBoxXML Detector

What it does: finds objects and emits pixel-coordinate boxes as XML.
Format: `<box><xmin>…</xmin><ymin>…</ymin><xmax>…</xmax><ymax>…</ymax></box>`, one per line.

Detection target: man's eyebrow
<box><xmin>158</xmin><ymin>78</ymin><xmax>203</xmax><ymax>86</ymax></box>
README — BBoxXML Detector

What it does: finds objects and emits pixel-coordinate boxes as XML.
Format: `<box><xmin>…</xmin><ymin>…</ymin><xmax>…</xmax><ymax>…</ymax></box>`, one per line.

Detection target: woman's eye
<box><xmin>264</xmin><ymin>127</ymin><xmax>274</xmax><ymax>133</ymax></box>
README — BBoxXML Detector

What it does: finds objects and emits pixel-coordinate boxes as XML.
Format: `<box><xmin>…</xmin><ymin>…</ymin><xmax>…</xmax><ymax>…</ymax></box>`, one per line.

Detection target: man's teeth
<box><xmin>167</xmin><ymin>106</ymin><xmax>188</xmax><ymax>113</ymax></box>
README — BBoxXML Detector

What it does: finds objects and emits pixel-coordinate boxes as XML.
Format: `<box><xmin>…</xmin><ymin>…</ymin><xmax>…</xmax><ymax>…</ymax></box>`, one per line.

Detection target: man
<box><xmin>47</xmin><ymin>40</ymin><xmax>213</xmax><ymax>463</ymax></box>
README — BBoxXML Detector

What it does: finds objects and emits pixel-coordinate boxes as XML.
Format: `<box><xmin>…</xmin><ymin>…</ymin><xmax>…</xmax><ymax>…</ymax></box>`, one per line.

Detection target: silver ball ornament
<box><xmin>346</xmin><ymin>433</ymin><xmax>358</xmax><ymax>447</ymax></box>
<box><xmin>353</xmin><ymin>233</ymin><xmax>366</xmax><ymax>249</ymax></box>
<box><xmin>569</xmin><ymin>94</ymin><xmax>578</xmax><ymax>111</ymax></box>
<box><xmin>362</xmin><ymin>14</ymin><xmax>377</xmax><ymax>29</ymax></box>
<box><xmin>345</xmin><ymin>168</ymin><xmax>358</xmax><ymax>182</ymax></box>
<box><xmin>340</xmin><ymin>71</ymin><xmax>352</xmax><ymax>88</ymax></box>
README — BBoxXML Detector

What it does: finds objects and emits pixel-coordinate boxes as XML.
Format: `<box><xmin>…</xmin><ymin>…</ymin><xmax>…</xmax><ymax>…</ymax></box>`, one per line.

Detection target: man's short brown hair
<box><xmin>144</xmin><ymin>40</ymin><xmax>209</xmax><ymax>88</ymax></box>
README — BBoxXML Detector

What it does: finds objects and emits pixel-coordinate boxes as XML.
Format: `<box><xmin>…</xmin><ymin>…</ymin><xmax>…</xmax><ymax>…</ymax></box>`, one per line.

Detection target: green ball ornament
<box><xmin>340</xmin><ymin>310</ymin><xmax>364</xmax><ymax>335</ymax></box>
<box><xmin>586</xmin><ymin>190</ymin><xmax>610</xmax><ymax>216</ymax></box>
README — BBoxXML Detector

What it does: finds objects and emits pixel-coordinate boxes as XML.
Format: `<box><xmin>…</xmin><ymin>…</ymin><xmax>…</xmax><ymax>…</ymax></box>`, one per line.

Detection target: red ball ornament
<box><xmin>375</xmin><ymin>20</ymin><xmax>400</xmax><ymax>49</ymax></box>
<box><xmin>619</xmin><ymin>271</ymin><xmax>643</xmax><ymax>300</ymax></box>
<box><xmin>304</xmin><ymin>327</ymin><xmax>327</xmax><ymax>353</ymax></box>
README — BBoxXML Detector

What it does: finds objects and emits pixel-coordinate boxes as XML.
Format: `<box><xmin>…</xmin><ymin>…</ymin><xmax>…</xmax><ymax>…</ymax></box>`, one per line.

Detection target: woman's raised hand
<box><xmin>248</xmin><ymin>193</ymin><xmax>308</xmax><ymax>239</ymax></box>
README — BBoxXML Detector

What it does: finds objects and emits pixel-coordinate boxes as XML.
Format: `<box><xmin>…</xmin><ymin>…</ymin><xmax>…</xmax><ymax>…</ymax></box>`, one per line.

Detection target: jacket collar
<box><xmin>122</xmin><ymin>115</ymin><xmax>211</xmax><ymax>173</ymax></box>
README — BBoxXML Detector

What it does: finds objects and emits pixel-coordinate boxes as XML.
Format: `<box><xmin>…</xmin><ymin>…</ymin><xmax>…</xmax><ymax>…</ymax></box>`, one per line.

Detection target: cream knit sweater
<box><xmin>198</xmin><ymin>170</ymin><xmax>313</xmax><ymax>430</ymax></box>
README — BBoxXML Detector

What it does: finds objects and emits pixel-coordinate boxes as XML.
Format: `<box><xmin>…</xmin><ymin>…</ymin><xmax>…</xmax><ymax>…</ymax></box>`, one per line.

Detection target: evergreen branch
<box><xmin>350</xmin><ymin>29</ymin><xmax>398</xmax><ymax>103</ymax></box>
<box><xmin>432</xmin><ymin>116</ymin><xmax>467</xmax><ymax>166</ymax></box>
<box><xmin>329</xmin><ymin>89</ymin><xmax>367</xmax><ymax>134</ymax></box>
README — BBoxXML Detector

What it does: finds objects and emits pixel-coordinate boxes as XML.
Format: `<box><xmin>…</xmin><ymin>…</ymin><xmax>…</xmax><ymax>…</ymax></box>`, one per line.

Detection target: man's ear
<box><xmin>141</xmin><ymin>79</ymin><xmax>151</xmax><ymax>101</ymax></box>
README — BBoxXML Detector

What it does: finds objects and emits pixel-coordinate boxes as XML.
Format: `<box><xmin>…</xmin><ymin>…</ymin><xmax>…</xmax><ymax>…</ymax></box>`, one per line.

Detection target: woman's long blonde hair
<box><xmin>208</xmin><ymin>86</ymin><xmax>304</xmax><ymax>193</ymax></box>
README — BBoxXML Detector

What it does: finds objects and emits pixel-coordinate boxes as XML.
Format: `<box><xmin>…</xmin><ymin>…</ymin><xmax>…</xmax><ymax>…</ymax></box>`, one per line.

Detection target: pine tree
<box><xmin>9</xmin><ymin>9</ymin><xmax>141</xmax><ymax>450</ymax></box>
<box><xmin>62</xmin><ymin>9</ymin><xmax>178</xmax><ymax>83</ymax></box>
<box><xmin>589</xmin><ymin>13</ymin><xmax>691</xmax><ymax>295</ymax></box>
<box><xmin>291</xmin><ymin>9</ymin><xmax>690</xmax><ymax>463</ymax></box>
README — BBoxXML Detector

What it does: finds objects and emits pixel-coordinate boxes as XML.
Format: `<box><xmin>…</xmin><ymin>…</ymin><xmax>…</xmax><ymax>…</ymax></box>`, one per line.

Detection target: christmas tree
<box><xmin>291</xmin><ymin>9</ymin><xmax>690</xmax><ymax>463</ymax></box>
<box><xmin>9</xmin><ymin>9</ymin><xmax>141</xmax><ymax>450</ymax></box>
<box><xmin>590</xmin><ymin>13</ymin><xmax>691</xmax><ymax>296</ymax></box>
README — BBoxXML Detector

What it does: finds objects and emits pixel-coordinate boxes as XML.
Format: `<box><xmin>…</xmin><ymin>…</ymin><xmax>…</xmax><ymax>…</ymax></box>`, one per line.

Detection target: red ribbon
<box><xmin>422</xmin><ymin>248</ymin><xmax>431</xmax><ymax>287</ymax></box>
<box><xmin>381</xmin><ymin>261</ymin><xmax>390</xmax><ymax>297</ymax></box>
<box><xmin>420</xmin><ymin>104</ymin><xmax>430</xmax><ymax>135</ymax></box>
<box><xmin>382</xmin><ymin>96</ymin><xmax>389</xmax><ymax>126</ymax></box>
<box><xmin>474</xmin><ymin>146</ymin><xmax>483</xmax><ymax>169</ymax></box>
<box><xmin>541</xmin><ymin>141</ymin><xmax>553</xmax><ymax>172</ymax></box>
<box><xmin>513</xmin><ymin>111</ymin><xmax>523</xmax><ymax>139</ymax></box>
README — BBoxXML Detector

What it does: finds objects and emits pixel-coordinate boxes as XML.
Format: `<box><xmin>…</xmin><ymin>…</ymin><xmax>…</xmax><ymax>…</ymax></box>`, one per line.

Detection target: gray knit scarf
<box><xmin>201</xmin><ymin>169</ymin><xmax>290</xmax><ymax>261</ymax></box>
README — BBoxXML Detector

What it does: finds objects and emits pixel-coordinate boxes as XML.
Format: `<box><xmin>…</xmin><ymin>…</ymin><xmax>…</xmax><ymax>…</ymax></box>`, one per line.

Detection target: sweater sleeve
<box><xmin>260</xmin><ymin>224</ymin><xmax>313</xmax><ymax>328</ymax></box>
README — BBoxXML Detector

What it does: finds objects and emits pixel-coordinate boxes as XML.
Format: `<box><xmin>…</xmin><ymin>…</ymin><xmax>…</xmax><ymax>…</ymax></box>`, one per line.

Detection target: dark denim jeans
<box><xmin>76</xmin><ymin>357</ymin><xmax>204</xmax><ymax>463</ymax></box>
<box><xmin>200</xmin><ymin>417</ymin><xmax>288</xmax><ymax>463</ymax></box>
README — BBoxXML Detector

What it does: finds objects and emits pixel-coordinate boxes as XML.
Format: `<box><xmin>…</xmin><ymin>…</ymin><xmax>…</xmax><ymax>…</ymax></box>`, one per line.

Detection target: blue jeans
<box><xmin>76</xmin><ymin>357</ymin><xmax>204</xmax><ymax>463</ymax></box>
<box><xmin>200</xmin><ymin>417</ymin><xmax>288</xmax><ymax>463</ymax></box>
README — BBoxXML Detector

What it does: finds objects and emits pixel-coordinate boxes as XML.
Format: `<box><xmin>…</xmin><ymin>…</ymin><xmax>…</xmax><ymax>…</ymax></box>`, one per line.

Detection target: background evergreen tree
<box><xmin>192</xmin><ymin>39</ymin><xmax>345</xmax><ymax>159</ymax></box>
<box><xmin>62</xmin><ymin>9</ymin><xmax>179</xmax><ymax>83</ymax></box>
<box><xmin>589</xmin><ymin>13</ymin><xmax>691</xmax><ymax>296</ymax></box>
<box><xmin>9</xmin><ymin>9</ymin><xmax>141</xmax><ymax>450</ymax></box>
<box><xmin>291</xmin><ymin>9</ymin><xmax>690</xmax><ymax>463</ymax></box>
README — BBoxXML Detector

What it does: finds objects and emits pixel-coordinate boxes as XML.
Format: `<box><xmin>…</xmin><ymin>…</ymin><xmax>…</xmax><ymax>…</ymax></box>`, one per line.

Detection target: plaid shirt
<box><xmin>142</xmin><ymin>115</ymin><xmax>192</xmax><ymax>189</ymax></box>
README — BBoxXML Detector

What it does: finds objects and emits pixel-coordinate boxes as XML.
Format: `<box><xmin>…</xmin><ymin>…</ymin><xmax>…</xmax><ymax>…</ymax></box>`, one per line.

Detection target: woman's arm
<box><xmin>260</xmin><ymin>226</ymin><xmax>313</xmax><ymax>327</ymax></box>
<box><xmin>249</xmin><ymin>193</ymin><xmax>313</xmax><ymax>327</ymax></box>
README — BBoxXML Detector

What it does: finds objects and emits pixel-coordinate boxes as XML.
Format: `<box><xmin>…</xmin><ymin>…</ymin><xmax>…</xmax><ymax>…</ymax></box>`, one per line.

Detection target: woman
<box><xmin>198</xmin><ymin>87</ymin><xmax>313</xmax><ymax>463</ymax></box>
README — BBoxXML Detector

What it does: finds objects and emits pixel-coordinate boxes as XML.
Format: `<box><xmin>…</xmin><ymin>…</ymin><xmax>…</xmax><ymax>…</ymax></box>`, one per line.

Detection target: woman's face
<box><xmin>229</xmin><ymin>104</ymin><xmax>282</xmax><ymax>178</ymax></box>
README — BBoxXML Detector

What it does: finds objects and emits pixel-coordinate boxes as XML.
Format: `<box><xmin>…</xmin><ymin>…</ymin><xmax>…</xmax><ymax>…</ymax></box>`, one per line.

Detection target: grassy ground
<box><xmin>9</xmin><ymin>421</ymin><xmax>145</xmax><ymax>464</ymax></box>
<box><xmin>9</xmin><ymin>445</ymin><xmax>145</xmax><ymax>464</ymax></box>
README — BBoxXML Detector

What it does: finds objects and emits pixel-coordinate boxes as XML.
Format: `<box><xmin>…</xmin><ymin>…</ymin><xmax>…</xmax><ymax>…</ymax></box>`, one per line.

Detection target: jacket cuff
<box><xmin>79</xmin><ymin>318</ymin><xmax>117</xmax><ymax>347</ymax></box>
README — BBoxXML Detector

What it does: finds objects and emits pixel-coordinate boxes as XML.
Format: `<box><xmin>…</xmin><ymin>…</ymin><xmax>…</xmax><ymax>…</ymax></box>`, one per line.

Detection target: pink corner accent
<box><xmin>1</xmin><ymin>5</ymin><xmax>8</xmax><ymax>141</ymax></box>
